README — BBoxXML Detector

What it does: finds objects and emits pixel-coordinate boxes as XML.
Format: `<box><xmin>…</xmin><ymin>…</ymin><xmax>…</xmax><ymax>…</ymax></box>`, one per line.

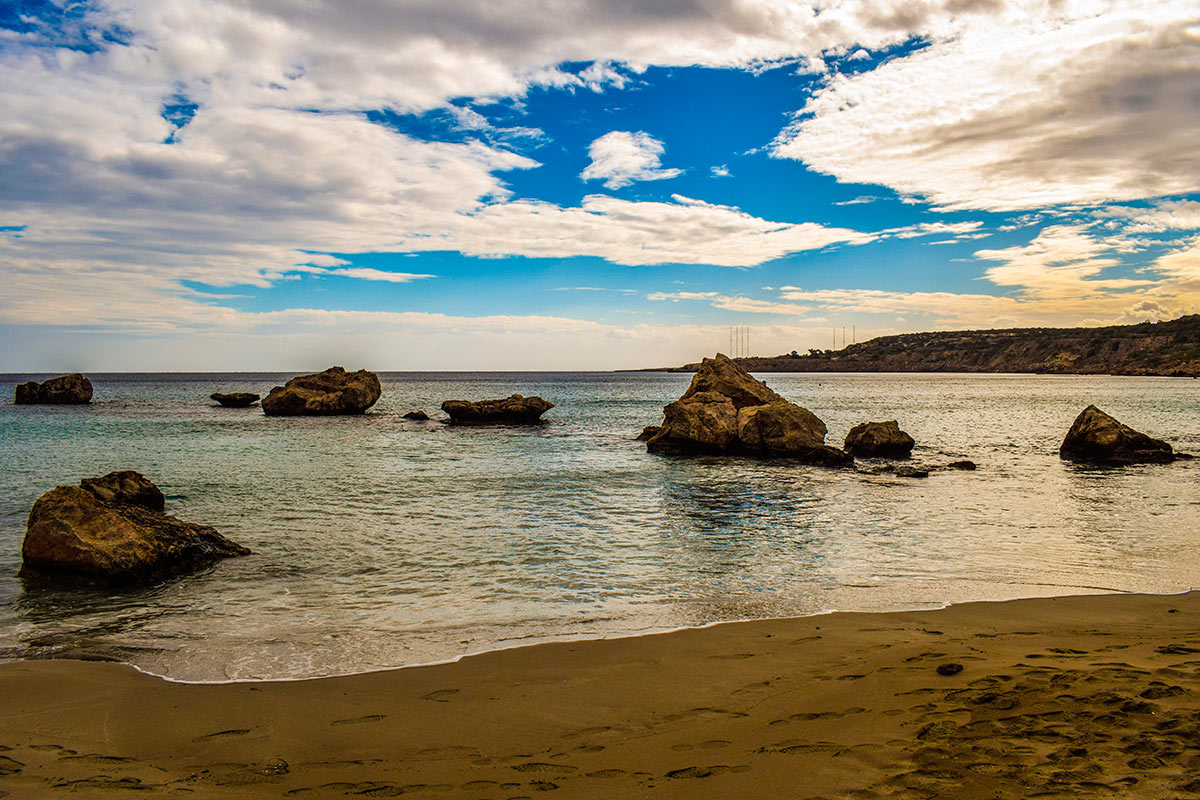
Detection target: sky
<box><xmin>1</xmin><ymin>0</ymin><xmax>1199</xmax><ymax>371</ymax></box>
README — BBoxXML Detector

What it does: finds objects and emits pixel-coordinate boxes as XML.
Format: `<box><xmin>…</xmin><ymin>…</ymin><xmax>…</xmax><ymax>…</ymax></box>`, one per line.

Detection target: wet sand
<box><xmin>2</xmin><ymin>591</ymin><xmax>1199</xmax><ymax>798</ymax></box>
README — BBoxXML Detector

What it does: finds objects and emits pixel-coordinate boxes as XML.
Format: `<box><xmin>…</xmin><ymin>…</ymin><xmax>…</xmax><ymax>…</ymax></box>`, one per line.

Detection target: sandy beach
<box><xmin>0</xmin><ymin>591</ymin><xmax>1198</xmax><ymax>798</ymax></box>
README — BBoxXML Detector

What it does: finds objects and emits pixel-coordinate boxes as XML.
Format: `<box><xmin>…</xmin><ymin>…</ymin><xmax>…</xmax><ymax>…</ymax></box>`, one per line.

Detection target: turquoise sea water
<box><xmin>0</xmin><ymin>371</ymin><xmax>1197</xmax><ymax>681</ymax></box>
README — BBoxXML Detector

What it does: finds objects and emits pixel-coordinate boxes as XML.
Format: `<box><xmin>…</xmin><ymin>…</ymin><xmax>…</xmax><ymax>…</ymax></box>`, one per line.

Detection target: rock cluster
<box><xmin>262</xmin><ymin>367</ymin><xmax>381</xmax><ymax>416</ymax></box>
<box><xmin>14</xmin><ymin>373</ymin><xmax>93</xmax><ymax>404</ymax></box>
<box><xmin>844</xmin><ymin>420</ymin><xmax>915</xmax><ymax>459</ymax></box>
<box><xmin>211</xmin><ymin>392</ymin><xmax>260</xmax><ymax>408</ymax></box>
<box><xmin>1060</xmin><ymin>405</ymin><xmax>1175</xmax><ymax>465</ymax></box>
<box><xmin>645</xmin><ymin>354</ymin><xmax>851</xmax><ymax>466</ymax></box>
<box><xmin>441</xmin><ymin>394</ymin><xmax>554</xmax><ymax>424</ymax></box>
<box><xmin>20</xmin><ymin>471</ymin><xmax>249</xmax><ymax>586</ymax></box>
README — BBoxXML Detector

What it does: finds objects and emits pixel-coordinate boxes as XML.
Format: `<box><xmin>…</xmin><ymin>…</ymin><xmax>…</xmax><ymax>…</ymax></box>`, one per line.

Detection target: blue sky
<box><xmin>1</xmin><ymin>0</ymin><xmax>1198</xmax><ymax>370</ymax></box>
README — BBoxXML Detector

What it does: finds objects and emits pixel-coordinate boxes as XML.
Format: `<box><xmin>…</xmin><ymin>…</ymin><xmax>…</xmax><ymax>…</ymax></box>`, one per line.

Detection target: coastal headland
<box><xmin>649</xmin><ymin>315</ymin><xmax>1200</xmax><ymax>376</ymax></box>
<box><xmin>3</xmin><ymin>591</ymin><xmax>1199</xmax><ymax>798</ymax></box>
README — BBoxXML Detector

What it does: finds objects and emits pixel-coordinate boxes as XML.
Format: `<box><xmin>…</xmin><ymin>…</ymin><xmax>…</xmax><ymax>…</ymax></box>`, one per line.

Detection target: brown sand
<box><xmin>2</xmin><ymin>592</ymin><xmax>1199</xmax><ymax>798</ymax></box>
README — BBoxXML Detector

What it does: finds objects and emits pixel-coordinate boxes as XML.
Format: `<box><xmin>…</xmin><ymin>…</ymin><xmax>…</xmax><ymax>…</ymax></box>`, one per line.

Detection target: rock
<box><xmin>1059</xmin><ymin>405</ymin><xmax>1175</xmax><ymax>465</ymax></box>
<box><xmin>937</xmin><ymin>663</ymin><xmax>964</xmax><ymax>676</ymax></box>
<box><xmin>679</xmin><ymin>353</ymin><xmax>784</xmax><ymax>409</ymax></box>
<box><xmin>844</xmin><ymin>420</ymin><xmax>915</xmax><ymax>459</ymax></box>
<box><xmin>894</xmin><ymin>465</ymin><xmax>929</xmax><ymax>478</ymax></box>
<box><xmin>646</xmin><ymin>392</ymin><xmax>738</xmax><ymax>454</ymax></box>
<box><xmin>14</xmin><ymin>373</ymin><xmax>92</xmax><ymax>405</ymax></box>
<box><xmin>441</xmin><ymin>394</ymin><xmax>553</xmax><ymax>425</ymax></box>
<box><xmin>945</xmin><ymin>460</ymin><xmax>977</xmax><ymax>471</ymax></box>
<box><xmin>79</xmin><ymin>470</ymin><xmax>164</xmax><ymax>511</ymax></box>
<box><xmin>19</xmin><ymin>471</ymin><xmax>249</xmax><ymax>586</ymax></box>
<box><xmin>635</xmin><ymin>425</ymin><xmax>661</xmax><ymax>441</ymax></box>
<box><xmin>403</xmin><ymin>410</ymin><xmax>430</xmax><ymax>420</ymax></box>
<box><xmin>261</xmin><ymin>367</ymin><xmax>381</xmax><ymax>416</ymax></box>
<box><xmin>645</xmin><ymin>353</ymin><xmax>850</xmax><ymax>466</ymax></box>
<box><xmin>211</xmin><ymin>392</ymin><xmax>260</xmax><ymax>408</ymax></box>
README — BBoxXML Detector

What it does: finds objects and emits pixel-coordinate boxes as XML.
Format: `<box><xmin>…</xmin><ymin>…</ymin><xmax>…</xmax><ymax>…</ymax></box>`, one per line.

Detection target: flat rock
<box><xmin>403</xmin><ymin>410</ymin><xmax>431</xmax><ymax>420</ymax></box>
<box><xmin>844</xmin><ymin>420</ymin><xmax>915</xmax><ymax>459</ymax></box>
<box><xmin>211</xmin><ymin>392</ymin><xmax>260</xmax><ymax>408</ymax></box>
<box><xmin>1059</xmin><ymin>405</ymin><xmax>1175</xmax><ymax>465</ymax></box>
<box><xmin>20</xmin><ymin>471</ymin><xmax>249</xmax><ymax>586</ymax></box>
<box><xmin>261</xmin><ymin>367</ymin><xmax>381</xmax><ymax>416</ymax></box>
<box><xmin>441</xmin><ymin>394</ymin><xmax>553</xmax><ymax>425</ymax></box>
<box><xmin>14</xmin><ymin>373</ymin><xmax>92</xmax><ymax>405</ymax></box>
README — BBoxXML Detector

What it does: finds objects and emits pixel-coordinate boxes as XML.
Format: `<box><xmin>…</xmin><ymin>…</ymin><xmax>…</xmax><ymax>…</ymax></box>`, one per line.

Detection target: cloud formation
<box><xmin>581</xmin><ymin>131</ymin><xmax>682</xmax><ymax>189</ymax></box>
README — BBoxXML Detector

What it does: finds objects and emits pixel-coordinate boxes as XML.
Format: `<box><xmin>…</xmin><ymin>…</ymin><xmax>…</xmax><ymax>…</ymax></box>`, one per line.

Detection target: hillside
<box><xmin>661</xmin><ymin>315</ymin><xmax>1200</xmax><ymax>376</ymax></box>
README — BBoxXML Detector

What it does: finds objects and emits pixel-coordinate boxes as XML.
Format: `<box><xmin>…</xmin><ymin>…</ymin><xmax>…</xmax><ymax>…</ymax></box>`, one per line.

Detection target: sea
<box><xmin>0</xmin><ymin>371</ymin><xmax>1197</xmax><ymax>682</ymax></box>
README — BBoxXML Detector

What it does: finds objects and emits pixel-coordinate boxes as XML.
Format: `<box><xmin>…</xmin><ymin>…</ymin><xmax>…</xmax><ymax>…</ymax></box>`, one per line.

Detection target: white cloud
<box><xmin>648</xmin><ymin>291</ymin><xmax>720</xmax><ymax>301</ymax></box>
<box><xmin>774</xmin><ymin>0</ymin><xmax>1200</xmax><ymax>211</ymax></box>
<box><xmin>711</xmin><ymin>165</ymin><xmax>731</xmax><ymax>177</ymax></box>
<box><xmin>327</xmin><ymin>268</ymin><xmax>437</xmax><ymax>283</ymax></box>
<box><xmin>581</xmin><ymin>131</ymin><xmax>682</xmax><ymax>189</ymax></box>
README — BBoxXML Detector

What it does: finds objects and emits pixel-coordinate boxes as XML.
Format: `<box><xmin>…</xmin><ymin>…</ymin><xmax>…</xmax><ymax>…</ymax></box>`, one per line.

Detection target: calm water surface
<box><xmin>0</xmin><ymin>372</ymin><xmax>1197</xmax><ymax>681</ymax></box>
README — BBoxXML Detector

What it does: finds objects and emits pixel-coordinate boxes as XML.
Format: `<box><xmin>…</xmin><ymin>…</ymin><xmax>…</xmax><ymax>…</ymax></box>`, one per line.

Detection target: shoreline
<box><xmin>3</xmin><ymin>590</ymin><xmax>1199</xmax><ymax>798</ymax></box>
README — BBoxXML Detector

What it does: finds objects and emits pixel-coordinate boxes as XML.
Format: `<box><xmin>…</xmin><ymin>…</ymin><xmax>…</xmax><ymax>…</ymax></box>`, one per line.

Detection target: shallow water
<box><xmin>0</xmin><ymin>371</ymin><xmax>1197</xmax><ymax>681</ymax></box>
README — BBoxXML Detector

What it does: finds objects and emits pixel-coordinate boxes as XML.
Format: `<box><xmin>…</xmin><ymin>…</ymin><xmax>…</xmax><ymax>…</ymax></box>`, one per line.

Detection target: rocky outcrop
<box><xmin>403</xmin><ymin>410</ymin><xmax>430</xmax><ymax>420</ymax></box>
<box><xmin>635</xmin><ymin>425</ymin><xmax>661</xmax><ymax>441</ymax></box>
<box><xmin>211</xmin><ymin>392</ymin><xmax>260</xmax><ymax>408</ymax></box>
<box><xmin>441</xmin><ymin>394</ymin><xmax>553</xmax><ymax>425</ymax></box>
<box><xmin>14</xmin><ymin>374</ymin><xmax>93</xmax><ymax>404</ymax></box>
<box><xmin>646</xmin><ymin>354</ymin><xmax>851</xmax><ymax>466</ymax></box>
<box><xmin>844</xmin><ymin>420</ymin><xmax>915</xmax><ymax>459</ymax></box>
<box><xmin>1059</xmin><ymin>405</ymin><xmax>1175</xmax><ymax>465</ymax></box>
<box><xmin>19</xmin><ymin>471</ymin><xmax>249</xmax><ymax>586</ymax></box>
<box><xmin>261</xmin><ymin>367</ymin><xmax>381</xmax><ymax>416</ymax></box>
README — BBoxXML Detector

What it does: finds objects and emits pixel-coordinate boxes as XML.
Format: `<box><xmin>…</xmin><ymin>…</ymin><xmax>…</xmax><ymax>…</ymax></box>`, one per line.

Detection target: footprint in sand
<box><xmin>512</xmin><ymin>762</ymin><xmax>578</xmax><ymax>774</ymax></box>
<box><xmin>331</xmin><ymin>714</ymin><xmax>388</xmax><ymax>726</ymax></box>
<box><xmin>585</xmin><ymin>769</ymin><xmax>625</xmax><ymax>778</ymax></box>
<box><xmin>422</xmin><ymin>688</ymin><xmax>460</xmax><ymax>702</ymax></box>
<box><xmin>192</xmin><ymin>729</ymin><xmax>252</xmax><ymax>743</ymax></box>
<box><xmin>666</xmin><ymin>765</ymin><xmax>750</xmax><ymax>779</ymax></box>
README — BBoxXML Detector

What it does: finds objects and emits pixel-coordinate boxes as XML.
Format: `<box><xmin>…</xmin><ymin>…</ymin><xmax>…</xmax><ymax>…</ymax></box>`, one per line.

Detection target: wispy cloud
<box><xmin>581</xmin><ymin>131</ymin><xmax>682</xmax><ymax>189</ymax></box>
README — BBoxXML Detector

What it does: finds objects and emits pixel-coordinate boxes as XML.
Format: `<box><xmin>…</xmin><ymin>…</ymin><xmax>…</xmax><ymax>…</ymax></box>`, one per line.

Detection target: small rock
<box><xmin>945</xmin><ymin>460</ymin><xmax>977</xmax><ymax>470</ymax></box>
<box><xmin>441</xmin><ymin>394</ymin><xmax>553</xmax><ymax>425</ymax></box>
<box><xmin>1060</xmin><ymin>405</ymin><xmax>1175</xmax><ymax>465</ymax></box>
<box><xmin>937</xmin><ymin>663</ymin><xmax>964</xmax><ymax>676</ymax></box>
<box><xmin>210</xmin><ymin>392</ymin><xmax>260</xmax><ymax>408</ymax></box>
<box><xmin>635</xmin><ymin>425</ymin><xmax>661</xmax><ymax>441</ymax></box>
<box><xmin>14</xmin><ymin>373</ymin><xmax>93</xmax><ymax>405</ymax></box>
<box><xmin>262</xmin><ymin>367</ymin><xmax>381</xmax><ymax>416</ymax></box>
<box><xmin>894</xmin><ymin>465</ymin><xmax>929</xmax><ymax>478</ymax></box>
<box><xmin>403</xmin><ymin>410</ymin><xmax>431</xmax><ymax>420</ymax></box>
<box><xmin>844</xmin><ymin>420</ymin><xmax>915</xmax><ymax>459</ymax></box>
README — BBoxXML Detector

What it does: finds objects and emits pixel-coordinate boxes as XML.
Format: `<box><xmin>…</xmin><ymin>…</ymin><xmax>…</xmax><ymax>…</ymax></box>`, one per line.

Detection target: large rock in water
<box><xmin>1060</xmin><ymin>405</ymin><xmax>1175</xmax><ymax>465</ymax></box>
<box><xmin>211</xmin><ymin>392</ymin><xmax>260</xmax><ymax>408</ymax></box>
<box><xmin>14</xmin><ymin>373</ymin><xmax>92</xmax><ymax>404</ymax></box>
<box><xmin>844</xmin><ymin>420</ymin><xmax>916</xmax><ymax>459</ymax></box>
<box><xmin>261</xmin><ymin>367</ymin><xmax>381</xmax><ymax>416</ymax></box>
<box><xmin>441</xmin><ymin>394</ymin><xmax>554</xmax><ymax>424</ymax></box>
<box><xmin>646</xmin><ymin>354</ymin><xmax>851</xmax><ymax>466</ymax></box>
<box><xmin>19</xmin><ymin>471</ymin><xmax>249</xmax><ymax>586</ymax></box>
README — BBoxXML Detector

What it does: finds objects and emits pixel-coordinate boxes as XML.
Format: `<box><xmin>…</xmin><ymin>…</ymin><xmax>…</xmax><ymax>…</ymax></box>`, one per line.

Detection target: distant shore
<box><xmin>3</xmin><ymin>591</ymin><xmax>1199</xmax><ymax>798</ymax></box>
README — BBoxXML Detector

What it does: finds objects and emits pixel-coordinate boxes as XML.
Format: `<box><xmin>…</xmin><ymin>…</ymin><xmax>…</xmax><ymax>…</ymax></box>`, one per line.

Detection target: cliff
<box><xmin>659</xmin><ymin>315</ymin><xmax>1200</xmax><ymax>376</ymax></box>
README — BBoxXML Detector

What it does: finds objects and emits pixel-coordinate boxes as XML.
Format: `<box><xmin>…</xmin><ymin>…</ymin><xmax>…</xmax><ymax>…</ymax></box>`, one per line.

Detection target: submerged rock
<box><xmin>211</xmin><ymin>392</ymin><xmax>260</xmax><ymax>408</ymax></box>
<box><xmin>945</xmin><ymin>460</ymin><xmax>977</xmax><ymax>471</ymax></box>
<box><xmin>1059</xmin><ymin>405</ymin><xmax>1175</xmax><ymax>465</ymax></box>
<box><xmin>894</xmin><ymin>465</ymin><xmax>930</xmax><ymax>478</ymax></box>
<box><xmin>844</xmin><ymin>420</ymin><xmax>915</xmax><ymax>459</ymax></box>
<box><xmin>20</xmin><ymin>471</ymin><xmax>249</xmax><ymax>586</ymax></box>
<box><xmin>261</xmin><ymin>367</ymin><xmax>381</xmax><ymax>416</ymax></box>
<box><xmin>403</xmin><ymin>409</ymin><xmax>431</xmax><ymax>420</ymax></box>
<box><xmin>441</xmin><ymin>394</ymin><xmax>553</xmax><ymax>425</ymax></box>
<box><xmin>645</xmin><ymin>353</ymin><xmax>851</xmax><ymax>466</ymax></box>
<box><xmin>635</xmin><ymin>425</ymin><xmax>661</xmax><ymax>441</ymax></box>
<box><xmin>14</xmin><ymin>373</ymin><xmax>93</xmax><ymax>405</ymax></box>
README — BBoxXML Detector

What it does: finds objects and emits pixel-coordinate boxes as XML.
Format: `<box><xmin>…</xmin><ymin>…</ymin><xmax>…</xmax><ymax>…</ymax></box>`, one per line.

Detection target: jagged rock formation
<box><xmin>261</xmin><ymin>367</ymin><xmax>381</xmax><ymax>416</ymax></box>
<box><xmin>441</xmin><ymin>394</ymin><xmax>553</xmax><ymax>424</ymax></box>
<box><xmin>660</xmin><ymin>316</ymin><xmax>1200</xmax><ymax>376</ymax></box>
<box><xmin>20</xmin><ymin>471</ymin><xmax>249</xmax><ymax>586</ymax></box>
<box><xmin>14</xmin><ymin>374</ymin><xmax>93</xmax><ymax>404</ymax></box>
<box><xmin>1060</xmin><ymin>405</ymin><xmax>1175</xmax><ymax>465</ymax></box>
<box><xmin>646</xmin><ymin>354</ymin><xmax>851</xmax><ymax>466</ymax></box>
<box><xmin>211</xmin><ymin>392</ymin><xmax>260</xmax><ymax>408</ymax></box>
<box><xmin>844</xmin><ymin>420</ymin><xmax>916</xmax><ymax>459</ymax></box>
